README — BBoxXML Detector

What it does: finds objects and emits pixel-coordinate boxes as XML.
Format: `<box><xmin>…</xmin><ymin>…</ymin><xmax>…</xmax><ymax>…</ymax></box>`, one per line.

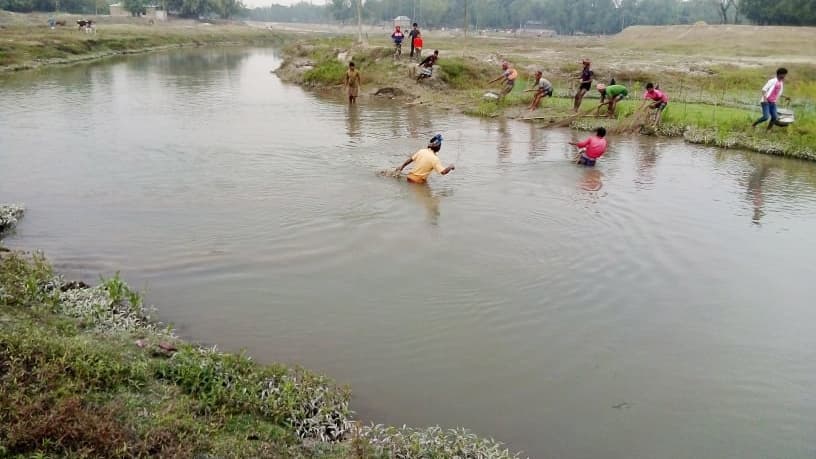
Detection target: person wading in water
<box><xmin>395</xmin><ymin>134</ymin><xmax>455</xmax><ymax>184</ymax></box>
<box><xmin>343</xmin><ymin>62</ymin><xmax>361</xmax><ymax>104</ymax></box>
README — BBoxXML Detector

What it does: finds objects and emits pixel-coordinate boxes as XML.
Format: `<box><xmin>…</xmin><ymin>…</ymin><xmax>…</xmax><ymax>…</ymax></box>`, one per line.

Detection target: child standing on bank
<box><xmin>412</xmin><ymin>32</ymin><xmax>423</xmax><ymax>61</ymax></box>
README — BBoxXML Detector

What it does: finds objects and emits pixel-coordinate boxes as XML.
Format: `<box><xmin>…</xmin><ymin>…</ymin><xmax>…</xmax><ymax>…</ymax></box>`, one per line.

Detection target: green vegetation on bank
<box><xmin>0</xmin><ymin>21</ymin><xmax>285</xmax><ymax>72</ymax></box>
<box><xmin>0</xmin><ymin>245</ymin><xmax>523</xmax><ymax>458</ymax></box>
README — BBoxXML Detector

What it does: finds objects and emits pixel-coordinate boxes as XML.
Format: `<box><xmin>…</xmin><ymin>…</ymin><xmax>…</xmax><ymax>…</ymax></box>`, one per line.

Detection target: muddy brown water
<box><xmin>2</xmin><ymin>48</ymin><xmax>816</xmax><ymax>459</ymax></box>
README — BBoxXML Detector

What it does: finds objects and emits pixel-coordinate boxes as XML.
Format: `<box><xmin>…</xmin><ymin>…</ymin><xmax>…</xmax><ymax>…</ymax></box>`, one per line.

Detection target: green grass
<box><xmin>0</xmin><ymin>251</ymin><xmax>352</xmax><ymax>458</ymax></box>
<box><xmin>437</xmin><ymin>57</ymin><xmax>494</xmax><ymax>90</ymax></box>
<box><xmin>0</xmin><ymin>24</ymin><xmax>286</xmax><ymax>71</ymax></box>
<box><xmin>0</xmin><ymin>249</ymin><xmax>525</xmax><ymax>458</ymax></box>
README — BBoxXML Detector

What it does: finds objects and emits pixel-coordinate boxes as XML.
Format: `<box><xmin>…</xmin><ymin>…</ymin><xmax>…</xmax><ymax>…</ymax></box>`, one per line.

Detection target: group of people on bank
<box><xmin>340</xmin><ymin>26</ymin><xmax>793</xmax><ymax>183</ymax></box>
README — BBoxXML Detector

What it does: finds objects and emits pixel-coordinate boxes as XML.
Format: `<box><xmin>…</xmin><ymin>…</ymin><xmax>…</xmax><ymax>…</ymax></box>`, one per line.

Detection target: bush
<box><xmin>438</xmin><ymin>57</ymin><xmax>493</xmax><ymax>90</ymax></box>
<box><xmin>303</xmin><ymin>59</ymin><xmax>347</xmax><ymax>86</ymax></box>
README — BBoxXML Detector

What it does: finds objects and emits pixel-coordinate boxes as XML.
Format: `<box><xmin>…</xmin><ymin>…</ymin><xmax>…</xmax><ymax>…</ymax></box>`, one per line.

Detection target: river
<box><xmin>2</xmin><ymin>48</ymin><xmax>816</xmax><ymax>458</ymax></box>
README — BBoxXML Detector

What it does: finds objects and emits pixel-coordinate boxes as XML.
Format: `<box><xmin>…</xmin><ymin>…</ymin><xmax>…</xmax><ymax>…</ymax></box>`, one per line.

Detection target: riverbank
<box><xmin>0</xmin><ymin>206</ymin><xmax>522</xmax><ymax>458</ymax></box>
<box><xmin>274</xmin><ymin>26</ymin><xmax>816</xmax><ymax>160</ymax></box>
<box><xmin>0</xmin><ymin>13</ymin><xmax>285</xmax><ymax>72</ymax></box>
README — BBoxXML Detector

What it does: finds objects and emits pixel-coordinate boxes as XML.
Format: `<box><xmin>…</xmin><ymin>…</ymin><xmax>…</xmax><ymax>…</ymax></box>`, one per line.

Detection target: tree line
<box><xmin>0</xmin><ymin>0</ymin><xmax>244</xmax><ymax>18</ymax></box>
<box><xmin>243</xmin><ymin>0</ymin><xmax>816</xmax><ymax>31</ymax></box>
<box><xmin>3</xmin><ymin>0</ymin><xmax>814</xmax><ymax>28</ymax></box>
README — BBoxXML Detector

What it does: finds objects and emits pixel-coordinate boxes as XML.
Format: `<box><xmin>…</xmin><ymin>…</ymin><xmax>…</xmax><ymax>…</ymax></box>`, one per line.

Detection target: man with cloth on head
<box><xmin>396</xmin><ymin>134</ymin><xmax>455</xmax><ymax>184</ymax></box>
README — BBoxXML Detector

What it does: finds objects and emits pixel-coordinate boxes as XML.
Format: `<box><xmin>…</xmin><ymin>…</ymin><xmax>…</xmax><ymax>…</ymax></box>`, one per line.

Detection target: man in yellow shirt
<box><xmin>396</xmin><ymin>134</ymin><xmax>455</xmax><ymax>184</ymax></box>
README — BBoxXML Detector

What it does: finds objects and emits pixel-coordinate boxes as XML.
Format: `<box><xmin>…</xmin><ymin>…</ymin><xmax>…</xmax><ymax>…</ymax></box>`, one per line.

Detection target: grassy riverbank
<box><xmin>0</xmin><ymin>206</ymin><xmax>522</xmax><ymax>459</ymax></box>
<box><xmin>0</xmin><ymin>13</ymin><xmax>285</xmax><ymax>72</ymax></box>
<box><xmin>275</xmin><ymin>25</ymin><xmax>816</xmax><ymax>160</ymax></box>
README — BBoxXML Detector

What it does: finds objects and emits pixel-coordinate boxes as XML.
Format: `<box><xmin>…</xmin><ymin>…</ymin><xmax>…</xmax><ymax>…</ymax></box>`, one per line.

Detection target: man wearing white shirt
<box><xmin>752</xmin><ymin>68</ymin><xmax>788</xmax><ymax>131</ymax></box>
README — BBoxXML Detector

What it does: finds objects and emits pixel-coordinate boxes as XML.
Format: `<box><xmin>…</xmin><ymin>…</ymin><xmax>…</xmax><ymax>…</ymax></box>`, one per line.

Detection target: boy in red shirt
<box><xmin>642</xmin><ymin>82</ymin><xmax>669</xmax><ymax>126</ymax></box>
<box><xmin>569</xmin><ymin>127</ymin><xmax>608</xmax><ymax>166</ymax></box>
<box><xmin>412</xmin><ymin>33</ymin><xmax>423</xmax><ymax>61</ymax></box>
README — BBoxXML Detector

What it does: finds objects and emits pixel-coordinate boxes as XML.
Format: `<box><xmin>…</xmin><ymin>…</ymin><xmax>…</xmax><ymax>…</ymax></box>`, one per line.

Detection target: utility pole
<box><xmin>356</xmin><ymin>0</ymin><xmax>365</xmax><ymax>45</ymax></box>
<box><xmin>463</xmin><ymin>0</ymin><xmax>468</xmax><ymax>37</ymax></box>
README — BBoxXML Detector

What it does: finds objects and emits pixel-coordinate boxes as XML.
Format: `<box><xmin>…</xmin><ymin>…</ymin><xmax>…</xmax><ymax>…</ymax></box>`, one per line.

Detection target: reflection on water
<box><xmin>346</xmin><ymin>103</ymin><xmax>361</xmax><ymax>139</ymax></box>
<box><xmin>634</xmin><ymin>136</ymin><xmax>660</xmax><ymax>188</ymax></box>
<box><xmin>408</xmin><ymin>183</ymin><xmax>443</xmax><ymax>225</ymax></box>
<box><xmin>3</xmin><ymin>48</ymin><xmax>816</xmax><ymax>459</ymax></box>
<box><xmin>579</xmin><ymin>168</ymin><xmax>604</xmax><ymax>192</ymax></box>
<box><xmin>497</xmin><ymin>116</ymin><xmax>512</xmax><ymax>160</ymax></box>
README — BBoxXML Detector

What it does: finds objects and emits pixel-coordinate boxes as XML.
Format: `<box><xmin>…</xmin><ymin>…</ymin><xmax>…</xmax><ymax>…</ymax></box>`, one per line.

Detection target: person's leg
<box><xmin>530</xmin><ymin>93</ymin><xmax>541</xmax><ymax>110</ymax></box>
<box><xmin>500</xmin><ymin>82</ymin><xmax>512</xmax><ymax>100</ymax></box>
<box><xmin>753</xmin><ymin>102</ymin><xmax>770</xmax><ymax>127</ymax></box>
<box><xmin>608</xmin><ymin>97</ymin><xmax>619</xmax><ymax>118</ymax></box>
<box><xmin>574</xmin><ymin>88</ymin><xmax>586</xmax><ymax>111</ymax></box>
<box><xmin>767</xmin><ymin>102</ymin><xmax>778</xmax><ymax>130</ymax></box>
<box><xmin>410</xmin><ymin>42</ymin><xmax>414</xmax><ymax>58</ymax></box>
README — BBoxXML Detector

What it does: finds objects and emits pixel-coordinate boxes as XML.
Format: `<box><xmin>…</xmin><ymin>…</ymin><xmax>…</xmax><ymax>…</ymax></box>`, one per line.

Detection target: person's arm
<box><xmin>760</xmin><ymin>79</ymin><xmax>774</xmax><ymax>102</ymax></box>
<box><xmin>396</xmin><ymin>155</ymin><xmax>414</xmax><ymax>173</ymax></box>
<box><xmin>569</xmin><ymin>138</ymin><xmax>590</xmax><ymax>148</ymax></box>
<box><xmin>434</xmin><ymin>159</ymin><xmax>454</xmax><ymax>175</ymax></box>
<box><xmin>488</xmin><ymin>75</ymin><xmax>503</xmax><ymax>84</ymax></box>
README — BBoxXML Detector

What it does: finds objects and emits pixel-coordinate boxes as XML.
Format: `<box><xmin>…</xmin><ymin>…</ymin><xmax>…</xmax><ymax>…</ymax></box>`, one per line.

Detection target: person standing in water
<box><xmin>396</xmin><ymin>134</ymin><xmax>455</xmax><ymax>184</ymax></box>
<box><xmin>569</xmin><ymin>127</ymin><xmax>608</xmax><ymax>167</ymax></box>
<box><xmin>752</xmin><ymin>67</ymin><xmax>788</xmax><ymax>131</ymax></box>
<box><xmin>343</xmin><ymin>62</ymin><xmax>361</xmax><ymax>104</ymax></box>
<box><xmin>573</xmin><ymin>59</ymin><xmax>594</xmax><ymax>112</ymax></box>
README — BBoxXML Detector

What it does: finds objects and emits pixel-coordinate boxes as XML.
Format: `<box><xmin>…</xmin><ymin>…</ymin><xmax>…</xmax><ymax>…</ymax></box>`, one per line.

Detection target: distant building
<box><xmin>109</xmin><ymin>3</ymin><xmax>128</xmax><ymax>16</ymax></box>
<box><xmin>520</xmin><ymin>20</ymin><xmax>556</xmax><ymax>36</ymax></box>
<box><xmin>393</xmin><ymin>15</ymin><xmax>411</xmax><ymax>29</ymax></box>
<box><xmin>109</xmin><ymin>3</ymin><xmax>167</xmax><ymax>20</ymax></box>
<box><xmin>144</xmin><ymin>5</ymin><xmax>167</xmax><ymax>20</ymax></box>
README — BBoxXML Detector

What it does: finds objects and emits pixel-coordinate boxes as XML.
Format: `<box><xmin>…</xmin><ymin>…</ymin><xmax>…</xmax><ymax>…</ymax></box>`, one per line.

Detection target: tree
<box><xmin>713</xmin><ymin>0</ymin><xmax>736</xmax><ymax>23</ymax></box>
<box><xmin>329</xmin><ymin>0</ymin><xmax>354</xmax><ymax>23</ymax></box>
<box><xmin>123</xmin><ymin>0</ymin><xmax>145</xmax><ymax>15</ymax></box>
<box><xmin>212</xmin><ymin>0</ymin><xmax>244</xmax><ymax>18</ymax></box>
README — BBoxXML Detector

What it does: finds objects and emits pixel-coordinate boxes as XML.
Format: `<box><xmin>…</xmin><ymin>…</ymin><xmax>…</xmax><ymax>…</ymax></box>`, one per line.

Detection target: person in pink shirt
<box><xmin>569</xmin><ymin>127</ymin><xmax>608</xmax><ymax>166</ymax></box>
<box><xmin>752</xmin><ymin>67</ymin><xmax>788</xmax><ymax>131</ymax></box>
<box><xmin>642</xmin><ymin>82</ymin><xmax>669</xmax><ymax>126</ymax></box>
